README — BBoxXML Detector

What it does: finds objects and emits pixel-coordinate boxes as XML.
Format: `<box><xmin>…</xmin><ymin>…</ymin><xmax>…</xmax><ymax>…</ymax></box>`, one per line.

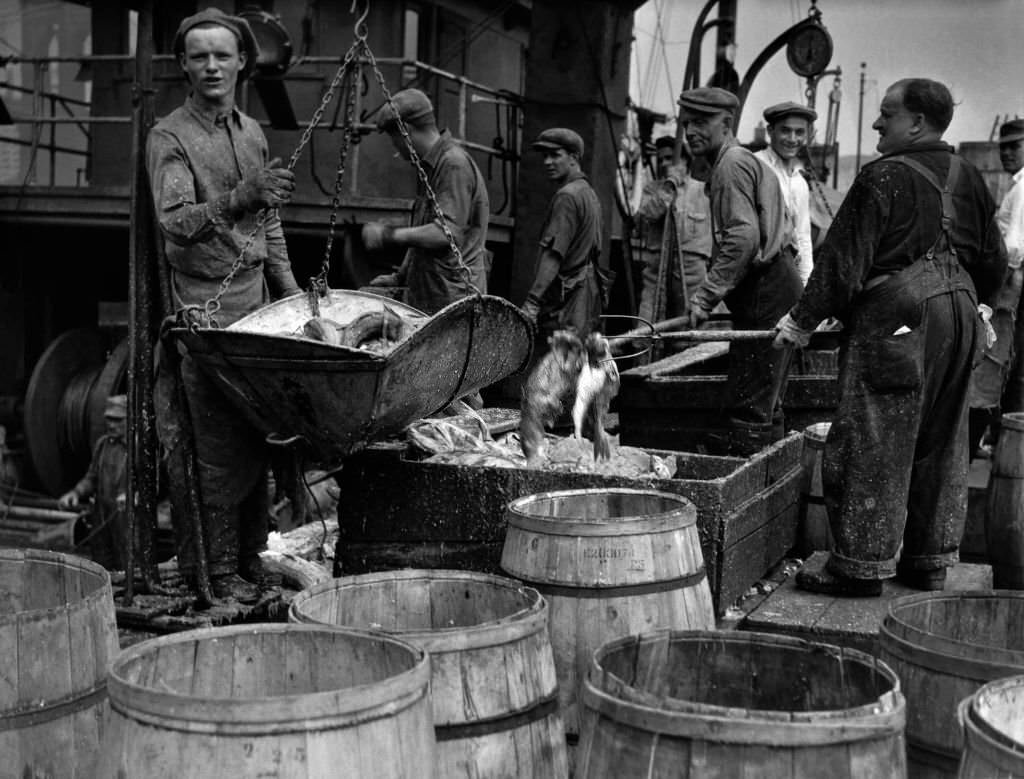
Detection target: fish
<box><xmin>573</xmin><ymin>332</ymin><xmax>620</xmax><ymax>460</ymax></box>
<box><xmin>519</xmin><ymin>330</ymin><xmax>585</xmax><ymax>467</ymax></box>
<box><xmin>300</xmin><ymin>316</ymin><xmax>343</xmax><ymax>345</ymax></box>
<box><xmin>339</xmin><ymin>305</ymin><xmax>409</xmax><ymax>350</ymax></box>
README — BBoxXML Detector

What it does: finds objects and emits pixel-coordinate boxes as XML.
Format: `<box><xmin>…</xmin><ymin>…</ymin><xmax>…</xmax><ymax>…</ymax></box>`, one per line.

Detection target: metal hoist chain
<box><xmin>308</xmin><ymin>58</ymin><xmax>362</xmax><ymax>317</ymax></box>
<box><xmin>360</xmin><ymin>40</ymin><xmax>481</xmax><ymax>299</ymax></box>
<box><xmin>197</xmin><ymin>39</ymin><xmax>364</xmax><ymax>328</ymax></box>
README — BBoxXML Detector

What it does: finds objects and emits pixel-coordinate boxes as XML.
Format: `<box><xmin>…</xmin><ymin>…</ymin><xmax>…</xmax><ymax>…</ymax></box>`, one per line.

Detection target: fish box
<box><xmin>335</xmin><ymin>432</ymin><xmax>803</xmax><ymax>615</ymax></box>
<box><xmin>618</xmin><ymin>346</ymin><xmax>840</xmax><ymax>452</ymax></box>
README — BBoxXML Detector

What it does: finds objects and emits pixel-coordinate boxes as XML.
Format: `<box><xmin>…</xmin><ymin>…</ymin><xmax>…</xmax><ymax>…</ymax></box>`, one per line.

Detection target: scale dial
<box><xmin>787</xmin><ymin>23</ymin><xmax>833</xmax><ymax>78</ymax></box>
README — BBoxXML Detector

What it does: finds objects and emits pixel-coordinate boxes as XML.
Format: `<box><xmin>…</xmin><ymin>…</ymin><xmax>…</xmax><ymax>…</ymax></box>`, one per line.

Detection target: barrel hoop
<box><xmin>581</xmin><ymin>682</ymin><xmax>905</xmax><ymax>746</ymax></box>
<box><xmin>879</xmin><ymin>629</ymin><xmax>1024</xmax><ymax>681</ymax></box>
<box><xmin>0</xmin><ymin>681</ymin><xmax>107</xmax><ymax>731</ymax></box>
<box><xmin>521</xmin><ymin>568</ymin><xmax>706</xmax><ymax>599</ymax></box>
<box><xmin>906</xmin><ymin>735</ymin><xmax>960</xmax><ymax>768</ymax></box>
<box><xmin>435</xmin><ymin>691</ymin><xmax>560</xmax><ymax>741</ymax></box>
<box><xmin>108</xmin><ymin>683</ymin><xmax>430</xmax><ymax>736</ymax></box>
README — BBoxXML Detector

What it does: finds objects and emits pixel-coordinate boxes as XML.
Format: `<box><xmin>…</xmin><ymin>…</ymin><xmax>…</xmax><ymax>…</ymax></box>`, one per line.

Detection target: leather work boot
<box><xmin>896</xmin><ymin>564</ymin><xmax>947</xmax><ymax>591</ymax></box>
<box><xmin>210</xmin><ymin>573</ymin><xmax>261</xmax><ymax>604</ymax></box>
<box><xmin>239</xmin><ymin>556</ymin><xmax>282</xmax><ymax>590</ymax></box>
<box><xmin>796</xmin><ymin>567</ymin><xmax>883</xmax><ymax>597</ymax></box>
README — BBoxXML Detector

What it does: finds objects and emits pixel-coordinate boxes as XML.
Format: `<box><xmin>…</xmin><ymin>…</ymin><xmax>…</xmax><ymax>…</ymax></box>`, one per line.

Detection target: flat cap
<box><xmin>677</xmin><ymin>87</ymin><xmax>739</xmax><ymax>116</ymax></box>
<box><xmin>763</xmin><ymin>101</ymin><xmax>817</xmax><ymax>124</ymax></box>
<box><xmin>531</xmin><ymin>128</ymin><xmax>585</xmax><ymax>157</ymax></box>
<box><xmin>999</xmin><ymin>118</ymin><xmax>1024</xmax><ymax>145</ymax></box>
<box><xmin>377</xmin><ymin>88</ymin><xmax>436</xmax><ymax>131</ymax></box>
<box><xmin>173</xmin><ymin>8</ymin><xmax>259</xmax><ymax>81</ymax></box>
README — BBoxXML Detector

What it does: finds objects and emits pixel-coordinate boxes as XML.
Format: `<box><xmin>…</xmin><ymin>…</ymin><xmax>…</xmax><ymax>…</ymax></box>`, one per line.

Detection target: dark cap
<box><xmin>173</xmin><ymin>8</ymin><xmax>260</xmax><ymax>81</ymax></box>
<box><xmin>999</xmin><ymin>119</ymin><xmax>1024</xmax><ymax>145</ymax></box>
<box><xmin>654</xmin><ymin>135</ymin><xmax>676</xmax><ymax>150</ymax></box>
<box><xmin>376</xmin><ymin>88</ymin><xmax>436</xmax><ymax>132</ymax></box>
<box><xmin>531</xmin><ymin>128</ymin><xmax>585</xmax><ymax>158</ymax></box>
<box><xmin>763</xmin><ymin>101</ymin><xmax>817</xmax><ymax>125</ymax></box>
<box><xmin>677</xmin><ymin>87</ymin><xmax>739</xmax><ymax>117</ymax></box>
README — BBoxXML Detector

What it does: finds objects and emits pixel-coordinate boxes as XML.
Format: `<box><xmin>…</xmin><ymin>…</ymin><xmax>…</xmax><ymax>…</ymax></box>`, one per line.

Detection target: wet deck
<box><xmin>742</xmin><ymin>551</ymin><xmax>993</xmax><ymax>654</ymax></box>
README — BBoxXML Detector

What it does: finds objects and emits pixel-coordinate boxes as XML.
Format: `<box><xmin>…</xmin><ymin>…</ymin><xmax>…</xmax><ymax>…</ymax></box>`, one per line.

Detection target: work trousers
<box><xmin>154</xmin><ymin>345</ymin><xmax>269</xmax><ymax>582</ymax></box>
<box><xmin>722</xmin><ymin>250</ymin><xmax>803</xmax><ymax>447</ymax></box>
<box><xmin>824</xmin><ymin>258</ymin><xmax>979</xmax><ymax>579</ymax></box>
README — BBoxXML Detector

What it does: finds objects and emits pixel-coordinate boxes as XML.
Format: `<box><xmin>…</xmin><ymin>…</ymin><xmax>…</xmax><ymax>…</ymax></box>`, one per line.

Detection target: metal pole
<box><xmin>856</xmin><ymin>62</ymin><xmax>866</xmax><ymax>174</ymax></box>
<box><xmin>126</xmin><ymin>0</ymin><xmax>161</xmax><ymax>604</ymax></box>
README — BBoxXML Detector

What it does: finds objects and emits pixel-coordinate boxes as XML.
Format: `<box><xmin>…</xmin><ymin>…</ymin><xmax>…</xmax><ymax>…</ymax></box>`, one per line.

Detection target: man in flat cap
<box><xmin>774</xmin><ymin>78</ymin><xmax>1006</xmax><ymax>596</ymax></box>
<box><xmin>149</xmin><ymin>7</ymin><xmax>301</xmax><ymax>603</ymax></box>
<box><xmin>634</xmin><ymin>135</ymin><xmax>712</xmax><ymax>356</ymax></box>
<box><xmin>756</xmin><ymin>101</ymin><xmax>816</xmax><ymax>285</ymax></box>
<box><xmin>521</xmin><ymin>127</ymin><xmax>604</xmax><ymax>338</ymax></box>
<box><xmin>363</xmin><ymin>88</ymin><xmax>489</xmax><ymax>314</ymax></box>
<box><xmin>677</xmin><ymin>87</ymin><xmax>802</xmax><ymax>456</ymax></box>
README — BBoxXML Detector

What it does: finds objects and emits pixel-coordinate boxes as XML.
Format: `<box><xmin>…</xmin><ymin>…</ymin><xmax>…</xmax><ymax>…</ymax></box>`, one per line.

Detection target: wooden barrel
<box><xmin>799</xmin><ymin>421</ymin><xmax>833</xmax><ymax>556</ymax></box>
<box><xmin>289</xmin><ymin>569</ymin><xmax>567</xmax><ymax>778</ymax></box>
<box><xmin>986</xmin><ymin>411</ymin><xmax>1024</xmax><ymax>587</ymax></box>
<box><xmin>878</xmin><ymin>591</ymin><xmax>1024</xmax><ymax>778</ymax></box>
<box><xmin>500</xmin><ymin>488</ymin><xmax>715</xmax><ymax>740</ymax></box>
<box><xmin>96</xmin><ymin>623</ymin><xmax>435</xmax><ymax>778</ymax></box>
<box><xmin>0</xmin><ymin>548</ymin><xmax>118</xmax><ymax>779</ymax></box>
<box><xmin>957</xmin><ymin>675</ymin><xmax>1024</xmax><ymax>778</ymax></box>
<box><xmin>577</xmin><ymin>629</ymin><xmax>906</xmax><ymax>778</ymax></box>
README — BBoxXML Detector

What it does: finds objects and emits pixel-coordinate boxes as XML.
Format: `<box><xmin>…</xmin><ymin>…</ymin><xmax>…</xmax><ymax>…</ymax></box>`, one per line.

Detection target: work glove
<box><xmin>58</xmin><ymin>489</ymin><xmax>81</xmax><ymax>510</ymax></box>
<box><xmin>773</xmin><ymin>312</ymin><xmax>813</xmax><ymax>350</ymax></box>
<box><xmin>231</xmin><ymin>157</ymin><xmax>295</xmax><ymax>213</ymax></box>
<box><xmin>362</xmin><ymin>222</ymin><xmax>397</xmax><ymax>252</ymax></box>
<box><xmin>683</xmin><ymin>304</ymin><xmax>710</xmax><ymax>331</ymax></box>
<box><xmin>979</xmin><ymin>304</ymin><xmax>997</xmax><ymax>349</ymax></box>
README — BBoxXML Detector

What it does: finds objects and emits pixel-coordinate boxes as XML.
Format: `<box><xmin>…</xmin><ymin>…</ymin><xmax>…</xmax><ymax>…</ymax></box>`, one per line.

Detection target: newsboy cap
<box><xmin>677</xmin><ymin>87</ymin><xmax>739</xmax><ymax>117</ymax></box>
<box><xmin>531</xmin><ymin>128</ymin><xmax>585</xmax><ymax>158</ymax></box>
<box><xmin>376</xmin><ymin>88</ymin><xmax>436</xmax><ymax>132</ymax></box>
<box><xmin>763</xmin><ymin>101</ymin><xmax>817</xmax><ymax>125</ymax></box>
<box><xmin>999</xmin><ymin>119</ymin><xmax>1024</xmax><ymax>145</ymax></box>
<box><xmin>173</xmin><ymin>8</ymin><xmax>260</xmax><ymax>81</ymax></box>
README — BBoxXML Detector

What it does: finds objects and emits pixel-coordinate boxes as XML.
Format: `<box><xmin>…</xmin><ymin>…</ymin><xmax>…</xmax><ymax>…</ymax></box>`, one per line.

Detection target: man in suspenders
<box><xmin>774</xmin><ymin>78</ymin><xmax>1007</xmax><ymax>595</ymax></box>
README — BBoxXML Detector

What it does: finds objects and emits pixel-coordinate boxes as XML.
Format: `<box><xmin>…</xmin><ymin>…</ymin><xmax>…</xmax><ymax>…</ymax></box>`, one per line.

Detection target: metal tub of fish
<box><xmin>173</xmin><ymin>290</ymin><xmax>532</xmax><ymax>466</ymax></box>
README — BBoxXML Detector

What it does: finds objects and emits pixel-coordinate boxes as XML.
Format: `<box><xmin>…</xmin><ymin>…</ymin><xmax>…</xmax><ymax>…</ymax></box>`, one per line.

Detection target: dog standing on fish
<box><xmin>519</xmin><ymin>329</ymin><xmax>620</xmax><ymax>466</ymax></box>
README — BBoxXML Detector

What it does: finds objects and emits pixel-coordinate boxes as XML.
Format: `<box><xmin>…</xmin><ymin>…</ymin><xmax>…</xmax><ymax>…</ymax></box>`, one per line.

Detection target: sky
<box><xmin>631</xmin><ymin>0</ymin><xmax>1024</xmax><ymax>163</ymax></box>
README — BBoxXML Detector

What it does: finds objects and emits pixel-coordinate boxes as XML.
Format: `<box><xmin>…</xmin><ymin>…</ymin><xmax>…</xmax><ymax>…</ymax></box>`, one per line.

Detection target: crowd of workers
<box><xmin>139</xmin><ymin>7</ymin><xmax>1021</xmax><ymax>604</ymax></box>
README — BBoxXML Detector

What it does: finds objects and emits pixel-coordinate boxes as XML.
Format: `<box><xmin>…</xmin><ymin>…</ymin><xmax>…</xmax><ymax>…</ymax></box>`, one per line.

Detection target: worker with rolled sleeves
<box><xmin>521</xmin><ymin>128</ymin><xmax>606</xmax><ymax>339</ymax></box>
<box><xmin>677</xmin><ymin>87</ymin><xmax>802</xmax><ymax>456</ymax></box>
<box><xmin>148</xmin><ymin>7</ymin><xmax>301</xmax><ymax>604</ymax></box>
<box><xmin>363</xmin><ymin>88</ymin><xmax>490</xmax><ymax>314</ymax></box>
<box><xmin>774</xmin><ymin>78</ymin><xmax>1007</xmax><ymax>596</ymax></box>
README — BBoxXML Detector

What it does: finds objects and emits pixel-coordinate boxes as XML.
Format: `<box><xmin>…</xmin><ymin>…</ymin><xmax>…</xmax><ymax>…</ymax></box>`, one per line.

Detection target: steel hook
<box><xmin>350</xmin><ymin>0</ymin><xmax>370</xmax><ymax>39</ymax></box>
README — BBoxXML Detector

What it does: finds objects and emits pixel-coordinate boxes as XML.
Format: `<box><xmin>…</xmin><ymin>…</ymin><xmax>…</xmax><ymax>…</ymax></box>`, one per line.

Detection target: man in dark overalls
<box><xmin>774</xmin><ymin>78</ymin><xmax>1007</xmax><ymax>595</ymax></box>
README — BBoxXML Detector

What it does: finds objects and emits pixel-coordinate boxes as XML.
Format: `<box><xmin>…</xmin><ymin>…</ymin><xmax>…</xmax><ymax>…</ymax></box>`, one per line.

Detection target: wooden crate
<box><xmin>335</xmin><ymin>433</ymin><xmax>803</xmax><ymax>615</ymax></box>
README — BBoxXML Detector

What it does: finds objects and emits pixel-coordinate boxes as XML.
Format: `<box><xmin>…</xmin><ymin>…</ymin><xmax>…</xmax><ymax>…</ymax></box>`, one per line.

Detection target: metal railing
<box><xmin>0</xmin><ymin>53</ymin><xmax>522</xmax><ymax>194</ymax></box>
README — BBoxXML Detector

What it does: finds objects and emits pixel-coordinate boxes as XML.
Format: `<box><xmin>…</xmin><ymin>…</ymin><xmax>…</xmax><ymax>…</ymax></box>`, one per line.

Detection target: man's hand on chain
<box><xmin>232</xmin><ymin>157</ymin><xmax>296</xmax><ymax>213</ymax></box>
<box><xmin>520</xmin><ymin>297</ymin><xmax>540</xmax><ymax>326</ymax></box>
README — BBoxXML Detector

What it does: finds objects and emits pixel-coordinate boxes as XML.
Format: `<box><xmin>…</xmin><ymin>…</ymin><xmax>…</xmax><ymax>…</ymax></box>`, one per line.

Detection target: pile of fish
<box><xmin>298</xmin><ymin>306</ymin><xmax>410</xmax><ymax>353</ymax></box>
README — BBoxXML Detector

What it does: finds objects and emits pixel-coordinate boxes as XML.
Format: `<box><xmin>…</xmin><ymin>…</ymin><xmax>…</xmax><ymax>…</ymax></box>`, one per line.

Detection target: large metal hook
<box><xmin>350</xmin><ymin>0</ymin><xmax>370</xmax><ymax>39</ymax></box>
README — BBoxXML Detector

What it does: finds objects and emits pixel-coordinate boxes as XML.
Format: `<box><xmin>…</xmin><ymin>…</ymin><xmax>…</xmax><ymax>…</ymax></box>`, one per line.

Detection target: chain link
<box><xmin>361</xmin><ymin>40</ymin><xmax>481</xmax><ymax>299</ymax></box>
<box><xmin>200</xmin><ymin>40</ymin><xmax>363</xmax><ymax>327</ymax></box>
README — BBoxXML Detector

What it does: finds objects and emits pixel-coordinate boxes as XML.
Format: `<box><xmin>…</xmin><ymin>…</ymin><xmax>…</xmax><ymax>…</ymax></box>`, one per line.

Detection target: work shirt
<box><xmin>402</xmin><ymin>130</ymin><xmax>489</xmax><ymax>314</ymax></box>
<box><xmin>756</xmin><ymin>146</ymin><xmax>813</xmax><ymax>284</ymax></box>
<box><xmin>147</xmin><ymin>95</ymin><xmax>299</xmax><ymax>327</ymax></box>
<box><xmin>691</xmin><ymin>137</ymin><xmax>792</xmax><ymax>314</ymax></box>
<box><xmin>997</xmin><ymin>167</ymin><xmax>1024</xmax><ymax>269</ymax></box>
<box><xmin>791</xmin><ymin>142</ymin><xmax>1007</xmax><ymax>331</ymax></box>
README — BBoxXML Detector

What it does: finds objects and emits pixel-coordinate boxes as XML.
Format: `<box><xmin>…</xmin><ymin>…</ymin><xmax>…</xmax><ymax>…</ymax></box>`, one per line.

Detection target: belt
<box><xmin>863</xmin><ymin>273</ymin><xmax>893</xmax><ymax>292</ymax></box>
